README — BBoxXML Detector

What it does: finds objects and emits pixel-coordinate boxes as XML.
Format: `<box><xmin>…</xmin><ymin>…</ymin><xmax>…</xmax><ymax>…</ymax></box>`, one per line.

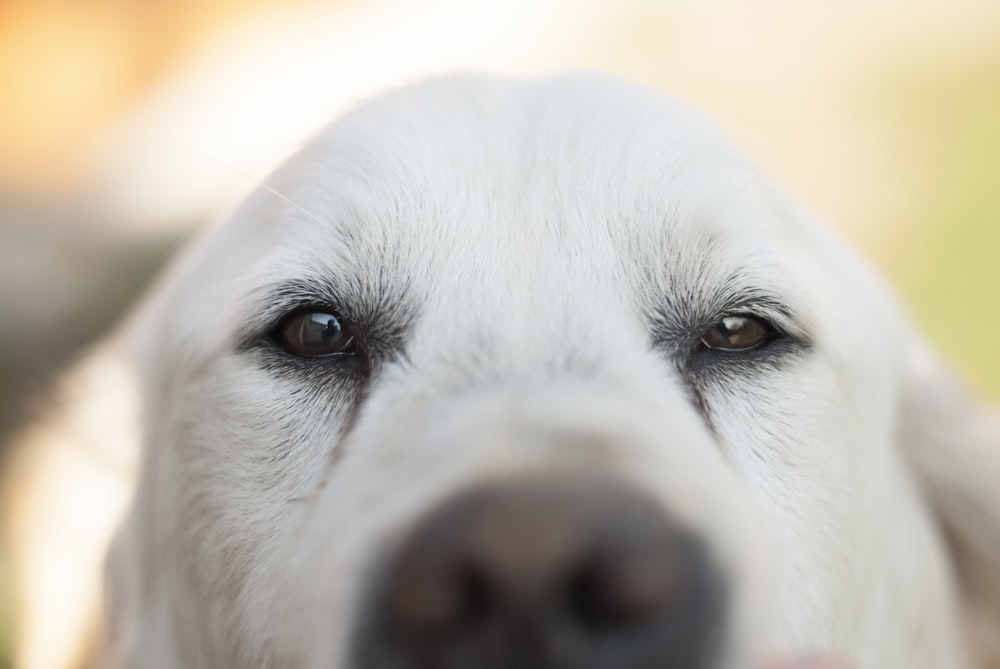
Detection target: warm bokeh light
<box><xmin>0</xmin><ymin>0</ymin><xmax>292</xmax><ymax>191</ymax></box>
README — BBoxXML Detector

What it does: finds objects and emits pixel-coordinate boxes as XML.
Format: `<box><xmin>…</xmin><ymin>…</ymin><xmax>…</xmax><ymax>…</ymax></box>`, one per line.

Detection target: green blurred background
<box><xmin>883</xmin><ymin>58</ymin><xmax>1000</xmax><ymax>395</ymax></box>
<box><xmin>0</xmin><ymin>1</ymin><xmax>997</xmax><ymax>667</ymax></box>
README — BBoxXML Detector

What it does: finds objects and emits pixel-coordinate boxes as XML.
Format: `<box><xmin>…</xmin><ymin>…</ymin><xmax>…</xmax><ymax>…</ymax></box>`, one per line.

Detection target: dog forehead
<box><xmin>293</xmin><ymin>74</ymin><xmax>766</xmax><ymax>232</ymax></box>
<box><xmin>263</xmin><ymin>75</ymin><xmax>794</xmax><ymax>302</ymax></box>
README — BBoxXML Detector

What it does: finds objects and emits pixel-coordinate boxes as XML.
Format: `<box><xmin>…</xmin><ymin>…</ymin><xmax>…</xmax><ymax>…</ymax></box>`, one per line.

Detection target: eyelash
<box><xmin>648</xmin><ymin>304</ymin><xmax>804</xmax><ymax>378</ymax></box>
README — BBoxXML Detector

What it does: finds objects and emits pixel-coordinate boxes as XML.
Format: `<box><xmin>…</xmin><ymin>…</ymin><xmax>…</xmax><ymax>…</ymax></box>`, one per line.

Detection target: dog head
<box><xmin>106</xmin><ymin>75</ymin><xmax>1000</xmax><ymax>669</ymax></box>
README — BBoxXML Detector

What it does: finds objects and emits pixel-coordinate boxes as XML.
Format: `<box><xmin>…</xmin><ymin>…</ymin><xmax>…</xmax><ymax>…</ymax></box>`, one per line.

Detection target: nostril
<box><xmin>457</xmin><ymin>561</ymin><xmax>492</xmax><ymax>628</ymax></box>
<box><xmin>566</xmin><ymin>551</ymin><xmax>679</xmax><ymax>631</ymax></box>
<box><xmin>388</xmin><ymin>558</ymin><xmax>494</xmax><ymax>635</ymax></box>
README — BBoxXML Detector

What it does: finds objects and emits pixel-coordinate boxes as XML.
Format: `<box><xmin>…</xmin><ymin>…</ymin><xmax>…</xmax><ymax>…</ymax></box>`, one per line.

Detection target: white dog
<box><xmin>7</xmin><ymin>75</ymin><xmax>1000</xmax><ymax>669</ymax></box>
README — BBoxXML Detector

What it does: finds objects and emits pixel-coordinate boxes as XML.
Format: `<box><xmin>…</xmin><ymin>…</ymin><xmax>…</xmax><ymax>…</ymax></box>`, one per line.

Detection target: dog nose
<box><xmin>354</xmin><ymin>478</ymin><xmax>726</xmax><ymax>669</ymax></box>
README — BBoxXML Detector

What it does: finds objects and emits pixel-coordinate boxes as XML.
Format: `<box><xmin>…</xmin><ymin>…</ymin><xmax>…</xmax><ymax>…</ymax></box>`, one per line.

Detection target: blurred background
<box><xmin>0</xmin><ymin>0</ymin><xmax>998</xmax><ymax>664</ymax></box>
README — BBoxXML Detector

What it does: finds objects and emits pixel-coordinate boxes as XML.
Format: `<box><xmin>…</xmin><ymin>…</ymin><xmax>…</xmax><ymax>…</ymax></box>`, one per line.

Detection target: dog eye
<box><xmin>276</xmin><ymin>311</ymin><xmax>356</xmax><ymax>357</ymax></box>
<box><xmin>699</xmin><ymin>315</ymin><xmax>776</xmax><ymax>352</ymax></box>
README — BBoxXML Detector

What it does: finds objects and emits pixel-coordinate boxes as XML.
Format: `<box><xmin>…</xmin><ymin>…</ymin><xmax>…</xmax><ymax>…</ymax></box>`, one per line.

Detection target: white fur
<box><xmin>8</xmin><ymin>74</ymin><xmax>1000</xmax><ymax>669</ymax></box>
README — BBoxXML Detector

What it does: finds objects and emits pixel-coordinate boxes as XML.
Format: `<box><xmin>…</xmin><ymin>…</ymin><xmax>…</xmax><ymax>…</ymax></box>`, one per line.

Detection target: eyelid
<box><xmin>709</xmin><ymin>300</ymin><xmax>802</xmax><ymax>341</ymax></box>
<box><xmin>237</xmin><ymin>280</ymin><xmax>355</xmax><ymax>349</ymax></box>
<box><xmin>268</xmin><ymin>304</ymin><xmax>351</xmax><ymax>332</ymax></box>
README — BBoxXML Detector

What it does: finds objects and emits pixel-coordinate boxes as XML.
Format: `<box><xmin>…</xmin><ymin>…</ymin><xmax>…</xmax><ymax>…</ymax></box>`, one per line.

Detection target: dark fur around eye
<box><xmin>255</xmin><ymin>307</ymin><xmax>370</xmax><ymax>383</ymax></box>
<box><xmin>647</xmin><ymin>295</ymin><xmax>810</xmax><ymax>378</ymax></box>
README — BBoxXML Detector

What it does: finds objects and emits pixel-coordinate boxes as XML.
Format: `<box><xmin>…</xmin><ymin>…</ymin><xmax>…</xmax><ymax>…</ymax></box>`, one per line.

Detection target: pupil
<box><xmin>279</xmin><ymin>311</ymin><xmax>355</xmax><ymax>357</ymax></box>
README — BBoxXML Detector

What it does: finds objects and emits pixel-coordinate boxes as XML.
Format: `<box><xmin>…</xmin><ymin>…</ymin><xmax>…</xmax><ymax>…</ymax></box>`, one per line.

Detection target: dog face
<box><xmin>105</xmin><ymin>75</ymin><xmax>1000</xmax><ymax>669</ymax></box>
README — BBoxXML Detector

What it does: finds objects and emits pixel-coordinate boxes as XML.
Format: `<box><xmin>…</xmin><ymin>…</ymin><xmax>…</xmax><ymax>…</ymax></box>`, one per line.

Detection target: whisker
<box><xmin>140</xmin><ymin>132</ymin><xmax>327</xmax><ymax>227</ymax></box>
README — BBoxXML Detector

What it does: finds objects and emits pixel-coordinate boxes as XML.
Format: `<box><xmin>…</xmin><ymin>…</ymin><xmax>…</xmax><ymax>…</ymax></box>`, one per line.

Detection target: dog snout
<box><xmin>354</xmin><ymin>477</ymin><xmax>726</xmax><ymax>669</ymax></box>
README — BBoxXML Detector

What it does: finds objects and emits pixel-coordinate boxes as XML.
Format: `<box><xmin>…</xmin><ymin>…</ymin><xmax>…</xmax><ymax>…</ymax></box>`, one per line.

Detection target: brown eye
<box><xmin>700</xmin><ymin>315</ymin><xmax>774</xmax><ymax>352</ymax></box>
<box><xmin>277</xmin><ymin>311</ymin><xmax>356</xmax><ymax>357</ymax></box>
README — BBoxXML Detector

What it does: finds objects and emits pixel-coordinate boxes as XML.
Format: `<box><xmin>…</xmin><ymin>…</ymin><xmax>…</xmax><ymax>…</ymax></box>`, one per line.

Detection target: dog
<box><xmin>6</xmin><ymin>74</ymin><xmax>1000</xmax><ymax>669</ymax></box>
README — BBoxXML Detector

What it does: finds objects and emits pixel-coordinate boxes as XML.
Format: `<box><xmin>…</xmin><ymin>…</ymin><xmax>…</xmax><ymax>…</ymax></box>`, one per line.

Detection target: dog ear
<box><xmin>898</xmin><ymin>341</ymin><xmax>1000</xmax><ymax>669</ymax></box>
